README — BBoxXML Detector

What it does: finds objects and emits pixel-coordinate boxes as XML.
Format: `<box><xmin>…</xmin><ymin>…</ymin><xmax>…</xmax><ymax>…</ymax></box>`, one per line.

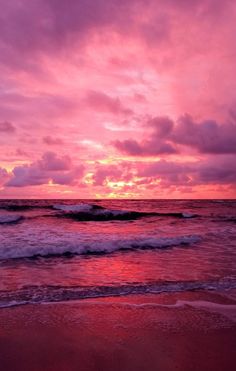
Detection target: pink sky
<box><xmin>0</xmin><ymin>0</ymin><xmax>236</xmax><ymax>198</ymax></box>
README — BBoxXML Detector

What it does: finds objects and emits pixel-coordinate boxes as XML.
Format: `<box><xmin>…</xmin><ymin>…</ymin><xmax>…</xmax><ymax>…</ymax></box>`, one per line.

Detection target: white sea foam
<box><xmin>53</xmin><ymin>204</ymin><xmax>94</xmax><ymax>213</ymax></box>
<box><xmin>53</xmin><ymin>203</ymin><xmax>133</xmax><ymax>216</ymax></box>
<box><xmin>0</xmin><ymin>234</ymin><xmax>200</xmax><ymax>260</ymax></box>
<box><xmin>182</xmin><ymin>212</ymin><xmax>195</xmax><ymax>218</ymax></box>
<box><xmin>1</xmin><ymin>279</ymin><xmax>235</xmax><ymax>309</ymax></box>
<box><xmin>130</xmin><ymin>300</ymin><xmax>236</xmax><ymax>322</ymax></box>
<box><xmin>53</xmin><ymin>203</ymin><xmax>199</xmax><ymax>220</ymax></box>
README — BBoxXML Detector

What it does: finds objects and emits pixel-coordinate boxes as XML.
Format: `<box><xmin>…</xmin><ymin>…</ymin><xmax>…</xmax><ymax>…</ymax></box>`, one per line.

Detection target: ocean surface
<box><xmin>0</xmin><ymin>199</ymin><xmax>236</xmax><ymax>308</ymax></box>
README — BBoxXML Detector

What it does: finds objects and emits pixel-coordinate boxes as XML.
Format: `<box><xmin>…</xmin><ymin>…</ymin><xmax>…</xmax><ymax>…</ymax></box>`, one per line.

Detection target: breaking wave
<box><xmin>0</xmin><ymin>215</ymin><xmax>23</xmax><ymax>224</ymax></box>
<box><xmin>0</xmin><ymin>278</ymin><xmax>235</xmax><ymax>308</ymax></box>
<box><xmin>52</xmin><ymin>203</ymin><xmax>198</xmax><ymax>221</ymax></box>
<box><xmin>0</xmin><ymin>234</ymin><xmax>201</xmax><ymax>260</ymax></box>
<box><xmin>52</xmin><ymin>203</ymin><xmax>156</xmax><ymax>221</ymax></box>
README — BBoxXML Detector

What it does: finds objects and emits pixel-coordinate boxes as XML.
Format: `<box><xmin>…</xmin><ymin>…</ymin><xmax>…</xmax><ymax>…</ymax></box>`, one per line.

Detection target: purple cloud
<box><xmin>39</xmin><ymin>152</ymin><xmax>72</xmax><ymax>171</ymax></box>
<box><xmin>137</xmin><ymin>156</ymin><xmax>236</xmax><ymax>186</ymax></box>
<box><xmin>113</xmin><ymin>139</ymin><xmax>176</xmax><ymax>155</ymax></box>
<box><xmin>172</xmin><ymin>114</ymin><xmax>236</xmax><ymax>154</ymax></box>
<box><xmin>113</xmin><ymin>116</ymin><xmax>177</xmax><ymax>155</ymax></box>
<box><xmin>113</xmin><ymin>114</ymin><xmax>236</xmax><ymax>156</ymax></box>
<box><xmin>6</xmin><ymin>151</ymin><xmax>84</xmax><ymax>187</ymax></box>
<box><xmin>0</xmin><ymin>0</ymin><xmax>172</xmax><ymax>74</ymax></box>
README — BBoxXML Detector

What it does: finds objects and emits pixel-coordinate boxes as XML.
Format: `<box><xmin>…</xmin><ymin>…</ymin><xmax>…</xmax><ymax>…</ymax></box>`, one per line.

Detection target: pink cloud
<box><xmin>43</xmin><ymin>136</ymin><xmax>64</xmax><ymax>145</ymax></box>
<box><xmin>85</xmin><ymin>91</ymin><xmax>133</xmax><ymax>115</ymax></box>
<box><xmin>91</xmin><ymin>156</ymin><xmax>236</xmax><ymax>194</ymax></box>
<box><xmin>0</xmin><ymin>121</ymin><xmax>16</xmax><ymax>133</ymax></box>
<box><xmin>0</xmin><ymin>168</ymin><xmax>11</xmax><ymax>186</ymax></box>
<box><xmin>92</xmin><ymin>163</ymin><xmax>132</xmax><ymax>186</ymax></box>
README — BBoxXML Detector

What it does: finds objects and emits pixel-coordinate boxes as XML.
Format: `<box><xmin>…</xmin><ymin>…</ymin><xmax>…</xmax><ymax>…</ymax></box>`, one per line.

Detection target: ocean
<box><xmin>0</xmin><ymin>199</ymin><xmax>236</xmax><ymax>308</ymax></box>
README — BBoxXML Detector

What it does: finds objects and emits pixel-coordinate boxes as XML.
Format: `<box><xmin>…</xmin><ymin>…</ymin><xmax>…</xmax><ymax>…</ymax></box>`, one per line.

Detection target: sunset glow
<box><xmin>0</xmin><ymin>0</ymin><xmax>236</xmax><ymax>198</ymax></box>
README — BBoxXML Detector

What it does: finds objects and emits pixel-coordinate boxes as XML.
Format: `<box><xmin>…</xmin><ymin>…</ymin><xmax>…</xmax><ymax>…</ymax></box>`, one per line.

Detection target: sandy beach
<box><xmin>0</xmin><ymin>291</ymin><xmax>235</xmax><ymax>371</ymax></box>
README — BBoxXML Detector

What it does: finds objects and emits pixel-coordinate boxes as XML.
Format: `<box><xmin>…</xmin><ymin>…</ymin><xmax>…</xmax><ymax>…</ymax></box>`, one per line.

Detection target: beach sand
<box><xmin>0</xmin><ymin>291</ymin><xmax>235</xmax><ymax>371</ymax></box>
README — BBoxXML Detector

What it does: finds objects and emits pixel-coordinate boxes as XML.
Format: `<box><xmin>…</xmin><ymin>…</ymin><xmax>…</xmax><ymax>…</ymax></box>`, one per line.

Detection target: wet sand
<box><xmin>0</xmin><ymin>291</ymin><xmax>236</xmax><ymax>371</ymax></box>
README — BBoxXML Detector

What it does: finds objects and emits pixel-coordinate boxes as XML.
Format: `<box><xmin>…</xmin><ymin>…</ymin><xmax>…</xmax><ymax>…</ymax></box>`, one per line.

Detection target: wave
<box><xmin>0</xmin><ymin>278</ymin><xmax>235</xmax><ymax>308</ymax></box>
<box><xmin>53</xmin><ymin>203</ymin><xmax>198</xmax><ymax>221</ymax></box>
<box><xmin>0</xmin><ymin>215</ymin><xmax>23</xmax><ymax>224</ymax></box>
<box><xmin>0</xmin><ymin>202</ymin><xmax>199</xmax><ymax>221</ymax></box>
<box><xmin>0</xmin><ymin>234</ymin><xmax>201</xmax><ymax>260</ymax></box>
<box><xmin>53</xmin><ymin>203</ymin><xmax>156</xmax><ymax>221</ymax></box>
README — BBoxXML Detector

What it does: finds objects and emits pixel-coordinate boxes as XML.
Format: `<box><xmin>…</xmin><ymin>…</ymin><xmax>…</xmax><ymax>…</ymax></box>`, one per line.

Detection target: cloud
<box><xmin>172</xmin><ymin>114</ymin><xmax>236</xmax><ymax>154</ymax></box>
<box><xmin>39</xmin><ymin>152</ymin><xmax>72</xmax><ymax>171</ymax></box>
<box><xmin>0</xmin><ymin>0</ymin><xmax>175</xmax><ymax>76</ymax></box>
<box><xmin>86</xmin><ymin>91</ymin><xmax>133</xmax><ymax>115</ymax></box>
<box><xmin>113</xmin><ymin>114</ymin><xmax>236</xmax><ymax>156</ymax></box>
<box><xmin>0</xmin><ymin>0</ymin><xmax>229</xmax><ymax>60</ymax></box>
<box><xmin>6</xmin><ymin>151</ymin><xmax>84</xmax><ymax>187</ymax></box>
<box><xmin>113</xmin><ymin>116</ymin><xmax>177</xmax><ymax>155</ymax></box>
<box><xmin>137</xmin><ymin>156</ymin><xmax>236</xmax><ymax>187</ymax></box>
<box><xmin>43</xmin><ymin>136</ymin><xmax>64</xmax><ymax>145</ymax></box>
<box><xmin>195</xmin><ymin>156</ymin><xmax>236</xmax><ymax>184</ymax></box>
<box><xmin>0</xmin><ymin>121</ymin><xmax>16</xmax><ymax>133</ymax></box>
<box><xmin>92</xmin><ymin>155</ymin><xmax>236</xmax><ymax>191</ymax></box>
<box><xmin>0</xmin><ymin>167</ymin><xmax>11</xmax><ymax>186</ymax></box>
<box><xmin>113</xmin><ymin>138</ymin><xmax>176</xmax><ymax>155</ymax></box>
<box><xmin>0</xmin><ymin>0</ymin><xmax>236</xmax><ymax>199</ymax></box>
<box><xmin>92</xmin><ymin>165</ymin><xmax>125</xmax><ymax>186</ymax></box>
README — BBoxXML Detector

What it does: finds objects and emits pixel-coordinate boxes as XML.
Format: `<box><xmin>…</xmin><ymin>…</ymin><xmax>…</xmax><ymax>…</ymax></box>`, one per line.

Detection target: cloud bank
<box><xmin>0</xmin><ymin>0</ymin><xmax>235</xmax><ymax>198</ymax></box>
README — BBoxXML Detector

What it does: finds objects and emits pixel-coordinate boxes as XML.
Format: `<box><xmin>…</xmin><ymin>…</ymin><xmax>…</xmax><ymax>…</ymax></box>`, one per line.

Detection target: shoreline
<box><xmin>0</xmin><ymin>291</ymin><xmax>235</xmax><ymax>371</ymax></box>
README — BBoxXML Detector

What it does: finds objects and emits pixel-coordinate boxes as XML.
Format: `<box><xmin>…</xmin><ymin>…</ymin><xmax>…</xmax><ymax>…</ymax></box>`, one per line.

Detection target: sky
<box><xmin>0</xmin><ymin>0</ymin><xmax>236</xmax><ymax>199</ymax></box>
